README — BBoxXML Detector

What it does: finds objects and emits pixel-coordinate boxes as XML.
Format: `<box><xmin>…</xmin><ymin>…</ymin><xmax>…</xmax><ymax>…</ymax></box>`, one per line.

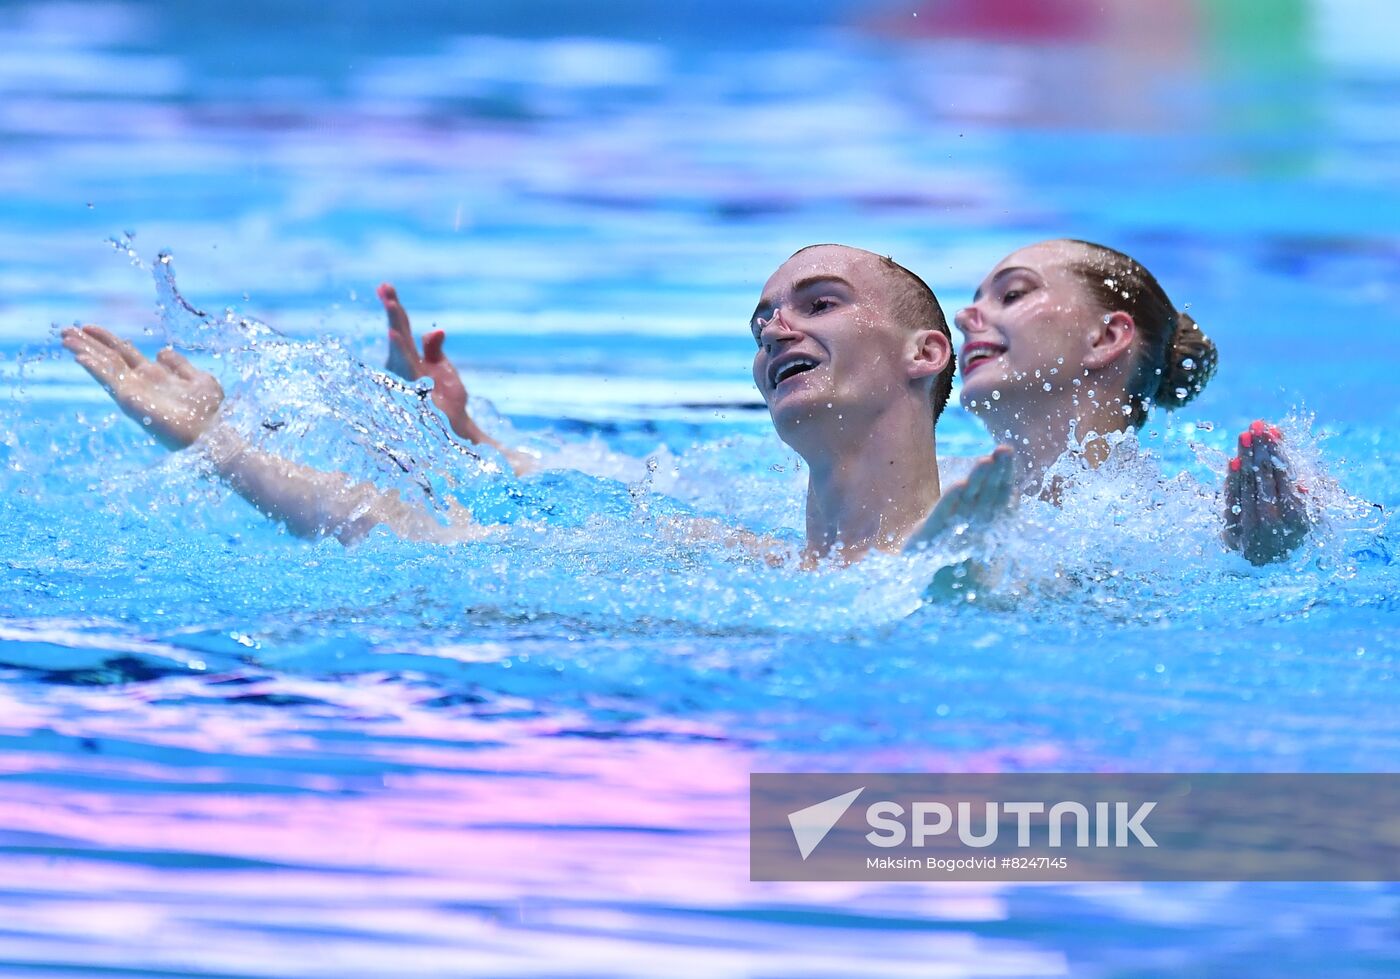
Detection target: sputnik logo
<box><xmin>787</xmin><ymin>787</ymin><xmax>864</xmax><ymax>859</ymax></box>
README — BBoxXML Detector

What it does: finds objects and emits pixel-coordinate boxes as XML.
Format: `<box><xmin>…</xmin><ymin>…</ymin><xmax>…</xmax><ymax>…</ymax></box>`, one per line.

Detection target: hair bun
<box><xmin>1154</xmin><ymin>311</ymin><xmax>1217</xmax><ymax>408</ymax></box>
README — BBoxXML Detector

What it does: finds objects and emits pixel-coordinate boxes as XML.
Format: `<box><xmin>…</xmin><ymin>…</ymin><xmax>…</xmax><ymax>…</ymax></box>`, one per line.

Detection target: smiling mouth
<box><xmin>961</xmin><ymin>343</ymin><xmax>1006</xmax><ymax>376</ymax></box>
<box><xmin>770</xmin><ymin>357</ymin><xmax>820</xmax><ymax>389</ymax></box>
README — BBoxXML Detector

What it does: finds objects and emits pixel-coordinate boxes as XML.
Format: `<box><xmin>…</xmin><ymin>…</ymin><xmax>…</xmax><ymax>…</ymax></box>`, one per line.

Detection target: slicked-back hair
<box><xmin>788</xmin><ymin>245</ymin><xmax>956</xmax><ymax>426</ymax></box>
<box><xmin>1062</xmin><ymin>239</ymin><xmax>1218</xmax><ymax>428</ymax></box>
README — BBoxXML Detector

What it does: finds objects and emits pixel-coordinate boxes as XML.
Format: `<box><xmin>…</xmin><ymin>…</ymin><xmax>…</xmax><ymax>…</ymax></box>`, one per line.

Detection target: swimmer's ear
<box><xmin>908</xmin><ymin>329</ymin><xmax>952</xmax><ymax>380</ymax></box>
<box><xmin>1083</xmin><ymin>310</ymin><xmax>1136</xmax><ymax>369</ymax></box>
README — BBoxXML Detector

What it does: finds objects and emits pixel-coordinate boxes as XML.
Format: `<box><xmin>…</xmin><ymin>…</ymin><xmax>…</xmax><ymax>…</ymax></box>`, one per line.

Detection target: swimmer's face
<box><xmin>750</xmin><ymin>245</ymin><xmax>927</xmax><ymax>444</ymax></box>
<box><xmin>954</xmin><ymin>240</ymin><xmax>1110</xmax><ymax>418</ymax></box>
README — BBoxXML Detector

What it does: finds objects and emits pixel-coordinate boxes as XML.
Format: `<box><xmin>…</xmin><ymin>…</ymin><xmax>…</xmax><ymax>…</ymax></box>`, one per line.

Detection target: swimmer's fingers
<box><xmin>421</xmin><ymin>328</ymin><xmax>448</xmax><ymax>365</ymax></box>
<box><xmin>79</xmin><ymin>324</ymin><xmax>148</xmax><ymax>370</ymax></box>
<box><xmin>983</xmin><ymin>447</ymin><xmax>1017</xmax><ymax>518</ymax></box>
<box><xmin>908</xmin><ymin>449</ymin><xmax>1014</xmax><ymax>553</ymax></box>
<box><xmin>1271</xmin><ymin>466</ymin><xmax>1311</xmax><ymax>544</ymax></box>
<box><xmin>1264</xmin><ymin>440</ymin><xmax>1312</xmax><ymax>548</ymax></box>
<box><xmin>379</xmin><ymin>282</ymin><xmax>423</xmax><ymax>380</ymax></box>
<box><xmin>62</xmin><ymin>327</ymin><xmax>126</xmax><ymax>395</ymax></box>
<box><xmin>1259</xmin><ymin>427</ymin><xmax>1310</xmax><ymax>525</ymax></box>
<box><xmin>1236</xmin><ymin>431</ymin><xmax>1260</xmax><ymax>551</ymax></box>
<box><xmin>905</xmin><ymin>481</ymin><xmax>961</xmax><ymax>550</ymax></box>
<box><xmin>156</xmin><ymin>347</ymin><xmax>200</xmax><ymax>381</ymax></box>
<box><xmin>948</xmin><ymin>464</ymin><xmax>986</xmax><ymax>521</ymax></box>
<box><xmin>964</xmin><ymin>448</ymin><xmax>1015</xmax><ymax>528</ymax></box>
<box><xmin>1249</xmin><ymin>433</ymin><xmax>1282</xmax><ymax>526</ymax></box>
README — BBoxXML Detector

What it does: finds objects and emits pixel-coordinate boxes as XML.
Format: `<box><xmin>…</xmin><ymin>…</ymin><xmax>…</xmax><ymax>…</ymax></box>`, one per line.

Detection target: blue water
<box><xmin>3</xmin><ymin>1</ymin><xmax>1400</xmax><ymax>975</ymax></box>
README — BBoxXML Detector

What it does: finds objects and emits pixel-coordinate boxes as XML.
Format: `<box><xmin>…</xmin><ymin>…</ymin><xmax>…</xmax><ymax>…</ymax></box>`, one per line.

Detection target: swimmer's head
<box><xmin>955</xmin><ymin>239</ymin><xmax>1216</xmax><ymax>428</ymax></box>
<box><xmin>749</xmin><ymin>244</ymin><xmax>954</xmax><ymax>450</ymax></box>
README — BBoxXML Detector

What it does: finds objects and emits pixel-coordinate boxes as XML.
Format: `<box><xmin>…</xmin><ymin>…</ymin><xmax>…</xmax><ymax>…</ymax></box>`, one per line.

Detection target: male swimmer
<box><xmin>62</xmin><ymin>244</ymin><xmax>1013</xmax><ymax>564</ymax></box>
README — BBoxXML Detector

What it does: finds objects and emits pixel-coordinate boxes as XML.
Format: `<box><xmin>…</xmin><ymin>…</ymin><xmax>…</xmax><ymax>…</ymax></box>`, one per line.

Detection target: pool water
<box><xmin>2</xmin><ymin>1</ymin><xmax>1399</xmax><ymax>975</ymax></box>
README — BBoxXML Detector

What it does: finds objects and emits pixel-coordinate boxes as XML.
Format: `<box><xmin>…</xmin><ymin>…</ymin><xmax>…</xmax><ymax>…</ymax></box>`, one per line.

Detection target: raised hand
<box><xmin>905</xmin><ymin>445</ymin><xmax>1017</xmax><ymax>553</ymax></box>
<box><xmin>378</xmin><ymin>282</ymin><xmax>534</xmax><ymax>475</ymax></box>
<box><xmin>1223</xmin><ymin>420</ymin><xmax>1311</xmax><ymax>565</ymax></box>
<box><xmin>379</xmin><ymin>283</ymin><xmax>473</xmax><ymax>437</ymax></box>
<box><xmin>61</xmin><ymin>325</ymin><xmax>223</xmax><ymax>451</ymax></box>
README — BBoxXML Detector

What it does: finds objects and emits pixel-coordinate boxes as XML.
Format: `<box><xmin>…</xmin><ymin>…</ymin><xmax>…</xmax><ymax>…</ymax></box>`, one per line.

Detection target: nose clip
<box><xmin>754</xmin><ymin>308</ymin><xmax>779</xmax><ymax>333</ymax></box>
<box><xmin>755</xmin><ymin>305</ymin><xmax>787</xmax><ymax>339</ymax></box>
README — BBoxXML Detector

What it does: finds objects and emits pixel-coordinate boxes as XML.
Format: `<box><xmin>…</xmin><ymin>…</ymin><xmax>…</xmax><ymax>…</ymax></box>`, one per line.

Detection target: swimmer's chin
<box><xmin>959</xmin><ymin>376</ymin><xmax>1011</xmax><ymax>413</ymax></box>
<box><xmin>766</xmin><ymin>402</ymin><xmax>845</xmax><ymax>451</ymax></box>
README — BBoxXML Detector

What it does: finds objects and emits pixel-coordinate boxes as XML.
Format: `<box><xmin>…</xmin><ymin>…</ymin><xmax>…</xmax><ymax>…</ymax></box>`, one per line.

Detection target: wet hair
<box><xmin>1063</xmin><ymin>239</ymin><xmax>1217</xmax><ymax>427</ymax></box>
<box><xmin>788</xmin><ymin>245</ymin><xmax>956</xmax><ymax>425</ymax></box>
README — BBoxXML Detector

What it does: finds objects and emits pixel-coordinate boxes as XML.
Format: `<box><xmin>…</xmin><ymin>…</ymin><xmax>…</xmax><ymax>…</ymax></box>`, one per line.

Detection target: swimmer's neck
<box><xmin>993</xmin><ymin>393</ymin><xmax>1132</xmax><ymax>492</ymax></box>
<box><xmin>798</xmin><ymin>411</ymin><xmax>942</xmax><ymax>564</ymax></box>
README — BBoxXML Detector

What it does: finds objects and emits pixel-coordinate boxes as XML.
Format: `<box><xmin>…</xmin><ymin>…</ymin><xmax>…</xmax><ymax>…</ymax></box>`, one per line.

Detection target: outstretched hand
<box><xmin>61</xmin><ymin>325</ymin><xmax>223</xmax><ymax>451</ymax></box>
<box><xmin>904</xmin><ymin>446</ymin><xmax>1017</xmax><ymax>553</ymax></box>
<box><xmin>1223</xmin><ymin>420</ymin><xmax>1311</xmax><ymax>565</ymax></box>
<box><xmin>379</xmin><ymin>283</ymin><xmax>475</xmax><ymax>438</ymax></box>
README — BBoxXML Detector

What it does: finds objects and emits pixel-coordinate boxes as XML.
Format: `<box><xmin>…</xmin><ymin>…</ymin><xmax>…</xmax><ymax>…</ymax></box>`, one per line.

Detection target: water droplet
<box><xmin>1174</xmin><ymin>387</ymin><xmax>1188</xmax><ymax>399</ymax></box>
<box><xmin>141</xmin><ymin>416</ymin><xmax>152</xmax><ymax>426</ymax></box>
<box><xmin>1042</xmin><ymin>382</ymin><xmax>1052</xmax><ymax>392</ymax></box>
<box><xmin>991</xmin><ymin>390</ymin><xmax>1000</xmax><ymax>400</ymax></box>
<box><xmin>1181</xmin><ymin>357</ymin><xmax>1195</xmax><ymax>370</ymax></box>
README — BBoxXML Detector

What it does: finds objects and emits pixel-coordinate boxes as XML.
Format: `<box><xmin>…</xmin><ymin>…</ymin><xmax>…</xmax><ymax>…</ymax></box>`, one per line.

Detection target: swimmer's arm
<box><xmin>658</xmin><ymin>515</ymin><xmax>792</xmax><ymax>567</ymax></box>
<box><xmin>904</xmin><ymin>448</ymin><xmax>1016</xmax><ymax>604</ymax></box>
<box><xmin>62</xmin><ymin>325</ymin><xmax>488</xmax><ymax>546</ymax></box>
<box><xmin>198</xmin><ymin>425</ymin><xmax>491</xmax><ymax>545</ymax></box>
<box><xmin>903</xmin><ymin>446</ymin><xmax>1017</xmax><ymax>554</ymax></box>
<box><xmin>379</xmin><ymin>283</ymin><xmax>535</xmax><ymax>476</ymax></box>
<box><xmin>1222</xmin><ymin>421</ymin><xmax>1311</xmax><ymax>565</ymax></box>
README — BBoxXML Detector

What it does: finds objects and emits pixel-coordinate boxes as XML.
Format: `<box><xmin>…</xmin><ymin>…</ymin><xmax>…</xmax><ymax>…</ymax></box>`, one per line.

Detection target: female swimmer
<box><xmin>954</xmin><ymin>238</ymin><xmax>1309</xmax><ymax>565</ymax></box>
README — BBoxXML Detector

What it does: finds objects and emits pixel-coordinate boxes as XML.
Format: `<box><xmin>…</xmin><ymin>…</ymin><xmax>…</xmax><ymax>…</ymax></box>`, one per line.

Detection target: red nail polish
<box><xmin>1268</xmin><ymin>425</ymin><xmax>1282</xmax><ymax>439</ymax></box>
<box><xmin>1229</xmin><ymin>457</ymin><xmax>1241</xmax><ymax>472</ymax></box>
<box><xmin>1240</xmin><ymin>431</ymin><xmax>1253</xmax><ymax>448</ymax></box>
<box><xmin>1250</xmin><ymin>420</ymin><xmax>1267</xmax><ymax>435</ymax></box>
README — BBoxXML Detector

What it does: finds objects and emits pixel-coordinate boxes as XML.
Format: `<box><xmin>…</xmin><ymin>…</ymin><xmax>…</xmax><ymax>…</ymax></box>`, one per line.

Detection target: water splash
<box><xmin>150</xmin><ymin>250</ymin><xmax>279</xmax><ymax>352</ymax></box>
